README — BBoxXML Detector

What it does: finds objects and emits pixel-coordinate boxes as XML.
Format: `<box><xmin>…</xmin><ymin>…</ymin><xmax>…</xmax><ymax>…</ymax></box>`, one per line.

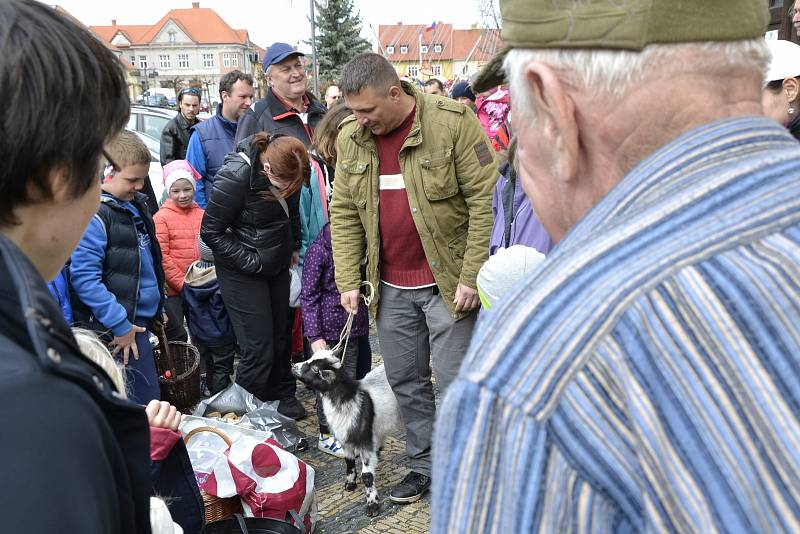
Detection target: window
<box><xmin>159</xmin><ymin>55</ymin><xmax>170</xmax><ymax>68</ymax></box>
<box><xmin>431</xmin><ymin>64</ymin><xmax>442</xmax><ymax>76</ymax></box>
<box><xmin>139</xmin><ymin>56</ymin><xmax>148</xmax><ymax>69</ymax></box>
<box><xmin>130</xmin><ymin>55</ymin><xmax>136</xmax><ymax>66</ymax></box>
<box><xmin>169</xmin><ymin>31</ymin><xmax>176</xmax><ymax>43</ymax></box>
<box><xmin>223</xmin><ymin>53</ymin><xmax>230</xmax><ymax>67</ymax></box>
<box><xmin>202</xmin><ymin>53</ymin><xmax>214</xmax><ymax>68</ymax></box>
<box><xmin>461</xmin><ymin>64</ymin><xmax>469</xmax><ymax>75</ymax></box>
<box><xmin>400</xmin><ymin>45</ymin><xmax>408</xmax><ymax>54</ymax></box>
<box><xmin>143</xmin><ymin>114</ymin><xmax>170</xmax><ymax>140</ymax></box>
<box><xmin>178</xmin><ymin>54</ymin><xmax>189</xmax><ymax>68</ymax></box>
<box><xmin>386</xmin><ymin>45</ymin><xmax>395</xmax><ymax>53</ymax></box>
<box><xmin>420</xmin><ymin>45</ymin><xmax>428</xmax><ymax>53</ymax></box>
<box><xmin>407</xmin><ymin>65</ymin><xmax>419</xmax><ymax>77</ymax></box>
<box><xmin>433</xmin><ymin>43</ymin><xmax>443</xmax><ymax>53</ymax></box>
<box><xmin>232</xmin><ymin>53</ymin><xmax>239</xmax><ymax>67</ymax></box>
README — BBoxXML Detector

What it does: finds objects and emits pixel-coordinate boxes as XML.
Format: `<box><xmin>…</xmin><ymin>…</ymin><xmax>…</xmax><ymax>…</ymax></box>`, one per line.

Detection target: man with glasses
<box><xmin>0</xmin><ymin>1</ymin><xmax>153</xmax><ymax>531</ymax></box>
<box><xmin>160</xmin><ymin>86</ymin><xmax>201</xmax><ymax>166</ymax></box>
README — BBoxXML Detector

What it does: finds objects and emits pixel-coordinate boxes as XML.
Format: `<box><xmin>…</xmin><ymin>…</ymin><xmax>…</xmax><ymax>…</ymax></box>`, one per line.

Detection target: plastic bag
<box><xmin>288</xmin><ymin>266</ymin><xmax>301</xmax><ymax>308</ymax></box>
<box><xmin>181</xmin><ymin>420</ymin><xmax>317</xmax><ymax>532</ymax></box>
<box><xmin>193</xmin><ymin>383</ymin><xmax>308</xmax><ymax>452</ymax></box>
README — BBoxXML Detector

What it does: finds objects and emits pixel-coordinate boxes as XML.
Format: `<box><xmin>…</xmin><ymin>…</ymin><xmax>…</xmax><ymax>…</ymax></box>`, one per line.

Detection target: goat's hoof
<box><xmin>345</xmin><ymin>482</ymin><xmax>357</xmax><ymax>491</ymax></box>
<box><xmin>366</xmin><ymin>502</ymin><xmax>380</xmax><ymax>517</ymax></box>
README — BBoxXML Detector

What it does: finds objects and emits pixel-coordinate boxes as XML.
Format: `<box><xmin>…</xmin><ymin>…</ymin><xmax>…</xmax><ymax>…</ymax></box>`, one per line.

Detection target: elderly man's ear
<box><xmin>520</xmin><ymin>61</ymin><xmax>579</xmax><ymax>183</ymax></box>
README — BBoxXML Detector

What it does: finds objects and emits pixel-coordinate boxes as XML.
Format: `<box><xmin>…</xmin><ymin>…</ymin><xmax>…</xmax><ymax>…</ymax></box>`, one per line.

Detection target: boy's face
<box><xmin>168</xmin><ymin>178</ymin><xmax>194</xmax><ymax>208</ymax></box>
<box><xmin>102</xmin><ymin>163</ymin><xmax>149</xmax><ymax>201</ymax></box>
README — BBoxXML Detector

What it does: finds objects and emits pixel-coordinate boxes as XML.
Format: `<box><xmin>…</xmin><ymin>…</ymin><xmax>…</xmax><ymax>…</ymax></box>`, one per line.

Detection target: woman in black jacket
<box><xmin>201</xmin><ymin>133</ymin><xmax>308</xmax><ymax>412</ymax></box>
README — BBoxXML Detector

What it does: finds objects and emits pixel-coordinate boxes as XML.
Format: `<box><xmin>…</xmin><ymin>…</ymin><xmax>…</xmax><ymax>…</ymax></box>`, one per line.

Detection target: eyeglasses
<box><xmin>101</xmin><ymin>148</ymin><xmax>120</xmax><ymax>181</ymax></box>
<box><xmin>102</xmin><ymin>148</ymin><xmax>120</xmax><ymax>172</ymax></box>
<box><xmin>179</xmin><ymin>87</ymin><xmax>201</xmax><ymax>96</ymax></box>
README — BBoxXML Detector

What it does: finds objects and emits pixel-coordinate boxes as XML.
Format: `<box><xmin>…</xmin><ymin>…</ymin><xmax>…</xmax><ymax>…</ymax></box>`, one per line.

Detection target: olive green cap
<box><xmin>474</xmin><ymin>0</ymin><xmax>770</xmax><ymax>92</ymax></box>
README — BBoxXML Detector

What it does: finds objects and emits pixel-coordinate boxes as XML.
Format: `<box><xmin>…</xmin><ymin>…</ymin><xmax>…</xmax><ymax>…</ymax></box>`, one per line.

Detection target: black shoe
<box><xmin>277</xmin><ymin>396</ymin><xmax>307</xmax><ymax>420</ymax></box>
<box><xmin>389</xmin><ymin>471</ymin><xmax>431</xmax><ymax>504</ymax></box>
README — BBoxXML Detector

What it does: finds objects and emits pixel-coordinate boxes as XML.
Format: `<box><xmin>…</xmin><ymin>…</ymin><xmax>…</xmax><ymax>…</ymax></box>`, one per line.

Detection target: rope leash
<box><xmin>331</xmin><ymin>281</ymin><xmax>375</xmax><ymax>368</ymax></box>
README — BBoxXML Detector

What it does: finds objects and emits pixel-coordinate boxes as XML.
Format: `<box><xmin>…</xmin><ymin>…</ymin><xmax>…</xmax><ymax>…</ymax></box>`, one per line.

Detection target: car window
<box><xmin>143</xmin><ymin>114</ymin><xmax>169</xmax><ymax>139</ymax></box>
<box><xmin>127</xmin><ymin>113</ymin><xmax>138</xmax><ymax>130</ymax></box>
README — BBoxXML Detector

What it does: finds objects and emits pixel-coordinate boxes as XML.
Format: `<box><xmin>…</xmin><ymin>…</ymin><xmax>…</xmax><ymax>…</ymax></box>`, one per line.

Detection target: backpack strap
<box><xmin>501</xmin><ymin>164</ymin><xmax>516</xmax><ymax>248</ymax></box>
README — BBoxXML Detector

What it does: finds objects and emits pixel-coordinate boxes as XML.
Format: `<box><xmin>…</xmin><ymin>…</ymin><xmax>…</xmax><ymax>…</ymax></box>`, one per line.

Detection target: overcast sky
<box><xmin>45</xmin><ymin>0</ymin><xmax>489</xmax><ymax>51</ymax></box>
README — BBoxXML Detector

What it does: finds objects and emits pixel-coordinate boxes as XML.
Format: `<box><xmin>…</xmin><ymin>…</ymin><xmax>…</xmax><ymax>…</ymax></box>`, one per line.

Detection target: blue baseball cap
<box><xmin>263</xmin><ymin>42</ymin><xmax>304</xmax><ymax>69</ymax></box>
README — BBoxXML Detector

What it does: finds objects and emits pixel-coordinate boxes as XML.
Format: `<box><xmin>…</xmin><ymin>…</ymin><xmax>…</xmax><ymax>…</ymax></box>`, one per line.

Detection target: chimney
<box><xmin>111</xmin><ymin>19</ymin><xmax>116</xmax><ymax>26</ymax></box>
<box><xmin>192</xmin><ymin>2</ymin><xmax>200</xmax><ymax>7</ymax></box>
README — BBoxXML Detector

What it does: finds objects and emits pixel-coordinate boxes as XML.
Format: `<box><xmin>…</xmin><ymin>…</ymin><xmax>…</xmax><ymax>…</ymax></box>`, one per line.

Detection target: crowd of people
<box><xmin>3</xmin><ymin>0</ymin><xmax>800</xmax><ymax>532</ymax></box>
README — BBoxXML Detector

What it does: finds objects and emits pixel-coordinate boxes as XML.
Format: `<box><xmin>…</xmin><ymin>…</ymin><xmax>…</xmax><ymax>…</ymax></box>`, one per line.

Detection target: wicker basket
<box><xmin>184</xmin><ymin>425</ymin><xmax>244</xmax><ymax>523</ymax></box>
<box><xmin>153</xmin><ymin>325</ymin><xmax>201</xmax><ymax>413</ymax></box>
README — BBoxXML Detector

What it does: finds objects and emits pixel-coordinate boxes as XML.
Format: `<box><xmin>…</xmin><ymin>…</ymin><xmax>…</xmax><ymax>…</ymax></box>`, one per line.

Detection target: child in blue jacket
<box><xmin>70</xmin><ymin>131</ymin><xmax>166</xmax><ymax>404</ymax></box>
<box><xmin>183</xmin><ymin>237</ymin><xmax>238</xmax><ymax>394</ymax></box>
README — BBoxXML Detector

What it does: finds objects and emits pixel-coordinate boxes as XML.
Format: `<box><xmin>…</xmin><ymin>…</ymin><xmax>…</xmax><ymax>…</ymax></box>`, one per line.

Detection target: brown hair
<box><xmin>311</xmin><ymin>101</ymin><xmax>354</xmax><ymax>166</ymax></box>
<box><xmin>251</xmin><ymin>133</ymin><xmax>309</xmax><ymax>200</ymax></box>
<box><xmin>107</xmin><ymin>130</ymin><xmax>150</xmax><ymax>169</ymax></box>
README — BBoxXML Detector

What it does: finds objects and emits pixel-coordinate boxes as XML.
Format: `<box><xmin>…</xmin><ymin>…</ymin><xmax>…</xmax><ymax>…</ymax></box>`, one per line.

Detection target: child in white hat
<box><xmin>153</xmin><ymin>160</ymin><xmax>204</xmax><ymax>342</ymax></box>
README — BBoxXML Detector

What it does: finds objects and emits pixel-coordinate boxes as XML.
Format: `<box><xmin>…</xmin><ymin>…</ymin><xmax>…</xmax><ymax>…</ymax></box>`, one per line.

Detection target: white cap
<box><xmin>477</xmin><ymin>245</ymin><xmax>546</xmax><ymax>309</ymax></box>
<box><xmin>765</xmin><ymin>39</ymin><xmax>800</xmax><ymax>83</ymax></box>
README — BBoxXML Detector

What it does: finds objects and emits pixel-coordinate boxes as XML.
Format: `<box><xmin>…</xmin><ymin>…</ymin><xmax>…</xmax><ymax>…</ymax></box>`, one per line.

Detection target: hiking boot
<box><xmin>389</xmin><ymin>471</ymin><xmax>431</xmax><ymax>504</ymax></box>
<box><xmin>317</xmin><ymin>433</ymin><xmax>345</xmax><ymax>458</ymax></box>
<box><xmin>277</xmin><ymin>396</ymin><xmax>307</xmax><ymax>420</ymax></box>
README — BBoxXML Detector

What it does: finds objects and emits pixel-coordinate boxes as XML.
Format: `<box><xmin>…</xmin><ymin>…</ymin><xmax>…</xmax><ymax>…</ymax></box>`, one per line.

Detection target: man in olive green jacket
<box><xmin>330</xmin><ymin>53</ymin><xmax>497</xmax><ymax>505</ymax></box>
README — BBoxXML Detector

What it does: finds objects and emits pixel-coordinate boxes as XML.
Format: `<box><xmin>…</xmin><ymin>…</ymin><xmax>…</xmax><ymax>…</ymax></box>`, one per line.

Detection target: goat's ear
<box><xmin>320</xmin><ymin>369</ymin><xmax>337</xmax><ymax>383</ymax></box>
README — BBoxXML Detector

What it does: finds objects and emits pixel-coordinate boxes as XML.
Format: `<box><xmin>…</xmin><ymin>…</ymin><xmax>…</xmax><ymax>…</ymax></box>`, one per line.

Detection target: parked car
<box><xmin>128</xmin><ymin>129</ymin><xmax>165</xmax><ymax>204</ymax></box>
<box><xmin>128</xmin><ymin>105</ymin><xmax>174</xmax><ymax>143</ymax></box>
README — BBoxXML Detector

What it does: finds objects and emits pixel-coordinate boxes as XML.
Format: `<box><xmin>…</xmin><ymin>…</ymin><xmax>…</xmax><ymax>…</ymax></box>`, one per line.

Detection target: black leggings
<box><xmin>216</xmin><ymin>266</ymin><xmax>292</xmax><ymax>402</ymax></box>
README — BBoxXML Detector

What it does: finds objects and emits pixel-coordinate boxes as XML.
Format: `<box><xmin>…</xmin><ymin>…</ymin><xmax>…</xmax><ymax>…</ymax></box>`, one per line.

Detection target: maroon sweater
<box><xmin>376</xmin><ymin>108</ymin><xmax>435</xmax><ymax>288</ymax></box>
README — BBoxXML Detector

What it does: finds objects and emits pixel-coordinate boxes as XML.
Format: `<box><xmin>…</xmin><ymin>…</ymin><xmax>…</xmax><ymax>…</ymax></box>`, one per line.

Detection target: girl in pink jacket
<box><xmin>153</xmin><ymin>160</ymin><xmax>204</xmax><ymax>342</ymax></box>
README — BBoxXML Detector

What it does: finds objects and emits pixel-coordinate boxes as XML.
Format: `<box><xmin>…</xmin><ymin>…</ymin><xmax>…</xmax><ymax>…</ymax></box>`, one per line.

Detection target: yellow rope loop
<box><xmin>332</xmin><ymin>281</ymin><xmax>376</xmax><ymax>367</ymax></box>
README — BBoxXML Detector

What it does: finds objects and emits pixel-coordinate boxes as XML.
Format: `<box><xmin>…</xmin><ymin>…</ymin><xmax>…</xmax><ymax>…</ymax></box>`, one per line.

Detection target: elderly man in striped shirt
<box><xmin>433</xmin><ymin>1</ymin><xmax>800</xmax><ymax>533</ymax></box>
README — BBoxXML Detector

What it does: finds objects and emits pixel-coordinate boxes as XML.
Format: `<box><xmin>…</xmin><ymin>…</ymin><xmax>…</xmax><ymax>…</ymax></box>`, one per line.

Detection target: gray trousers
<box><xmin>375</xmin><ymin>283</ymin><xmax>477</xmax><ymax>476</ymax></box>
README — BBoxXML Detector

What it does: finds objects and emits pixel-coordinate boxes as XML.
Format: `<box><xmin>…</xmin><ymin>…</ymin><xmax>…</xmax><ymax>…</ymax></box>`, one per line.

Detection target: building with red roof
<box><xmin>87</xmin><ymin>2</ymin><xmax>262</xmax><ymax>104</ymax></box>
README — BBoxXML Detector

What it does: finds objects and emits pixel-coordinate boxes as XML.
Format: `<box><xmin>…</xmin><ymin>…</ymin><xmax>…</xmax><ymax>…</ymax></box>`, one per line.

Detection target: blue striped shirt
<box><xmin>432</xmin><ymin>117</ymin><xmax>800</xmax><ymax>533</ymax></box>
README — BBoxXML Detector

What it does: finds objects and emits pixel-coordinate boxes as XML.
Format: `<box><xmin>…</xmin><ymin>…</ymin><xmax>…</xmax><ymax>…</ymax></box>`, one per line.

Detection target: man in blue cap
<box><xmin>234</xmin><ymin>42</ymin><xmax>327</xmax><ymax>146</ymax></box>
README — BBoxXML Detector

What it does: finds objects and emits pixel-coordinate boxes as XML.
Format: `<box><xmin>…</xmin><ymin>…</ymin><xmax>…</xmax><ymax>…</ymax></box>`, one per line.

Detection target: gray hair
<box><xmin>340</xmin><ymin>53</ymin><xmax>400</xmax><ymax>96</ymax></box>
<box><xmin>505</xmin><ymin>39</ymin><xmax>769</xmax><ymax>122</ymax></box>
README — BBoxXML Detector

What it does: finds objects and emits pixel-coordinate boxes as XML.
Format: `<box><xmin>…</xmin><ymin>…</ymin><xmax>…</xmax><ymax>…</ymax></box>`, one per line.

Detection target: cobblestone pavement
<box><xmin>294</xmin><ymin>333</ymin><xmax>432</xmax><ymax>534</ymax></box>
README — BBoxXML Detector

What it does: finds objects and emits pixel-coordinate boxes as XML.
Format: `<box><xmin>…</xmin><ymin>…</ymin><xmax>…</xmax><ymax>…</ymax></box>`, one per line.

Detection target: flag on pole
<box><xmin>425</xmin><ymin>21</ymin><xmax>438</xmax><ymax>32</ymax></box>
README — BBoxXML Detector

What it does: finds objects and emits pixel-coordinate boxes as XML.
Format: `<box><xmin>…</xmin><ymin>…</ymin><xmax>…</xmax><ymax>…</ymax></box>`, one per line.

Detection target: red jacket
<box><xmin>153</xmin><ymin>200</ymin><xmax>204</xmax><ymax>296</ymax></box>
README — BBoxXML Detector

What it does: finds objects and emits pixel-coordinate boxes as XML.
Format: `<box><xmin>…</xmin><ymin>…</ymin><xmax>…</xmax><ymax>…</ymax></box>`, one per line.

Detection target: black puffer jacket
<box><xmin>0</xmin><ymin>234</ymin><xmax>151</xmax><ymax>533</ymax></box>
<box><xmin>200</xmin><ymin>137</ymin><xmax>301</xmax><ymax>277</ymax></box>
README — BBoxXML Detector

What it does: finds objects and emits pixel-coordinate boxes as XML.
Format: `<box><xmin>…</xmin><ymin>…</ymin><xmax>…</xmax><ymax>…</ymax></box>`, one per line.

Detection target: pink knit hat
<box><xmin>162</xmin><ymin>160</ymin><xmax>201</xmax><ymax>193</ymax></box>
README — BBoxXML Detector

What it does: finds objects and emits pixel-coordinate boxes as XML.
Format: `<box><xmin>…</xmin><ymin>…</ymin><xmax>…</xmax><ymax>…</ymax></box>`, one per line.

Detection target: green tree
<box><xmin>312</xmin><ymin>0</ymin><xmax>371</xmax><ymax>83</ymax></box>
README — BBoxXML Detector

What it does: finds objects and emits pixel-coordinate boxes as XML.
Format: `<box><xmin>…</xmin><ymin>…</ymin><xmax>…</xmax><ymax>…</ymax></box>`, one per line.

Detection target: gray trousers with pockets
<box><xmin>375</xmin><ymin>282</ymin><xmax>477</xmax><ymax>477</ymax></box>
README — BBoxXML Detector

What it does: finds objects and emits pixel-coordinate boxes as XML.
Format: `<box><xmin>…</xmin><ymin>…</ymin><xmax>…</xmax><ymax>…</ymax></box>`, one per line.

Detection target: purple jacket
<box><xmin>300</xmin><ymin>224</ymin><xmax>368</xmax><ymax>343</ymax></box>
<box><xmin>489</xmin><ymin>165</ymin><xmax>553</xmax><ymax>256</ymax></box>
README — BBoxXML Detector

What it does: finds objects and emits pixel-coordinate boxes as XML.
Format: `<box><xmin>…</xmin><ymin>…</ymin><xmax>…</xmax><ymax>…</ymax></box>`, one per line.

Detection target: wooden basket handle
<box><xmin>155</xmin><ymin>322</ymin><xmax>175</xmax><ymax>375</ymax></box>
<box><xmin>183</xmin><ymin>425</ymin><xmax>233</xmax><ymax>447</ymax></box>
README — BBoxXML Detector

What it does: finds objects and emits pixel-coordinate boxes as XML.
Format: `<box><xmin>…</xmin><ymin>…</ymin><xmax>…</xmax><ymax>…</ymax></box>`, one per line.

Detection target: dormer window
<box><xmin>420</xmin><ymin>45</ymin><xmax>428</xmax><ymax>53</ymax></box>
<box><xmin>400</xmin><ymin>45</ymin><xmax>408</xmax><ymax>54</ymax></box>
<box><xmin>387</xmin><ymin>45</ymin><xmax>395</xmax><ymax>54</ymax></box>
<box><xmin>433</xmin><ymin>43</ymin><xmax>442</xmax><ymax>53</ymax></box>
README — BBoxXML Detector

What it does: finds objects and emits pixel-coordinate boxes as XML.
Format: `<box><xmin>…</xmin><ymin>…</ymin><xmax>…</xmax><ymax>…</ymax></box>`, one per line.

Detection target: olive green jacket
<box><xmin>330</xmin><ymin>82</ymin><xmax>497</xmax><ymax>320</ymax></box>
